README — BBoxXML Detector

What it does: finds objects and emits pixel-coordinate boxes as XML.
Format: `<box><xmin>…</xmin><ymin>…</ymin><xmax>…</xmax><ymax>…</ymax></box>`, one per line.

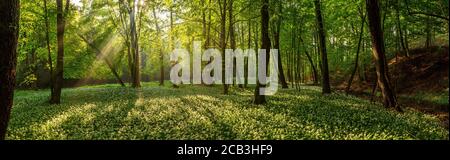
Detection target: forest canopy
<box><xmin>16</xmin><ymin>0</ymin><xmax>448</xmax><ymax>84</ymax></box>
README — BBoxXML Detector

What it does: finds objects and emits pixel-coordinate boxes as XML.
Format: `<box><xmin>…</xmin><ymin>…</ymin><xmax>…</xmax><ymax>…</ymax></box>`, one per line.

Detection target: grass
<box><xmin>400</xmin><ymin>91</ymin><xmax>449</xmax><ymax>106</ymax></box>
<box><xmin>7</xmin><ymin>82</ymin><xmax>449</xmax><ymax>140</ymax></box>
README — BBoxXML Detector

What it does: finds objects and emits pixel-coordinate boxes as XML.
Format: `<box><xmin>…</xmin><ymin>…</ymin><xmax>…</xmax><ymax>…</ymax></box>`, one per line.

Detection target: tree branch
<box><xmin>409</xmin><ymin>11</ymin><xmax>449</xmax><ymax>21</ymax></box>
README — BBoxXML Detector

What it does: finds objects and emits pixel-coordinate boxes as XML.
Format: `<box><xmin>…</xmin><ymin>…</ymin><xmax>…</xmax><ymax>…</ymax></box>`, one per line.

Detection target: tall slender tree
<box><xmin>43</xmin><ymin>0</ymin><xmax>54</xmax><ymax>97</ymax></box>
<box><xmin>273</xmin><ymin>1</ymin><xmax>288</xmax><ymax>88</ymax></box>
<box><xmin>314</xmin><ymin>0</ymin><xmax>331</xmax><ymax>94</ymax></box>
<box><xmin>51</xmin><ymin>0</ymin><xmax>70</xmax><ymax>104</ymax></box>
<box><xmin>229</xmin><ymin>0</ymin><xmax>237</xmax><ymax>87</ymax></box>
<box><xmin>366</xmin><ymin>0</ymin><xmax>402</xmax><ymax>112</ymax></box>
<box><xmin>0</xmin><ymin>0</ymin><xmax>20</xmax><ymax>140</ymax></box>
<box><xmin>130</xmin><ymin>0</ymin><xmax>141</xmax><ymax>88</ymax></box>
<box><xmin>219</xmin><ymin>0</ymin><xmax>229</xmax><ymax>94</ymax></box>
<box><xmin>153</xmin><ymin>6</ymin><xmax>165</xmax><ymax>86</ymax></box>
<box><xmin>346</xmin><ymin>8</ymin><xmax>366</xmax><ymax>94</ymax></box>
<box><xmin>169</xmin><ymin>2</ymin><xmax>179</xmax><ymax>88</ymax></box>
<box><xmin>394</xmin><ymin>0</ymin><xmax>408</xmax><ymax>57</ymax></box>
<box><xmin>254</xmin><ymin>0</ymin><xmax>271</xmax><ymax>104</ymax></box>
<box><xmin>299</xmin><ymin>35</ymin><xmax>318</xmax><ymax>85</ymax></box>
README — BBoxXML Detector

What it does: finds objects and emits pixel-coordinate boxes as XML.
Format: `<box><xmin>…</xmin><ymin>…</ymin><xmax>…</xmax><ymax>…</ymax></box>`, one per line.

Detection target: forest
<box><xmin>0</xmin><ymin>0</ymin><xmax>448</xmax><ymax>140</ymax></box>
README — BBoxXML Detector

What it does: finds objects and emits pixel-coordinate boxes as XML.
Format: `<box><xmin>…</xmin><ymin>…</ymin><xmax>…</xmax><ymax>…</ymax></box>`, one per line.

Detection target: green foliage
<box><xmin>16</xmin><ymin>0</ymin><xmax>449</xmax><ymax>84</ymax></box>
<box><xmin>8</xmin><ymin>83</ymin><xmax>448</xmax><ymax>140</ymax></box>
<box><xmin>19</xmin><ymin>73</ymin><xmax>38</xmax><ymax>87</ymax></box>
<box><xmin>401</xmin><ymin>91</ymin><xmax>449</xmax><ymax>106</ymax></box>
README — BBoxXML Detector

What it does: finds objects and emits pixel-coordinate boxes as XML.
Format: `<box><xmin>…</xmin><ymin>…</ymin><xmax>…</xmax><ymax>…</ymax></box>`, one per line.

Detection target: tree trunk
<box><xmin>366</xmin><ymin>0</ymin><xmax>402</xmax><ymax>112</ymax></box>
<box><xmin>274</xmin><ymin>2</ymin><xmax>288</xmax><ymax>89</ymax></box>
<box><xmin>395</xmin><ymin>1</ymin><xmax>409</xmax><ymax>57</ymax></box>
<box><xmin>404</xmin><ymin>28</ymin><xmax>410</xmax><ymax>54</ymax></box>
<box><xmin>314</xmin><ymin>0</ymin><xmax>331</xmax><ymax>94</ymax></box>
<box><xmin>130</xmin><ymin>0</ymin><xmax>141</xmax><ymax>88</ymax></box>
<box><xmin>425</xmin><ymin>16</ymin><xmax>432</xmax><ymax>48</ymax></box>
<box><xmin>254</xmin><ymin>0</ymin><xmax>271</xmax><ymax>104</ymax></box>
<box><xmin>170</xmin><ymin>5</ymin><xmax>178</xmax><ymax>88</ymax></box>
<box><xmin>153</xmin><ymin>7</ymin><xmax>165</xmax><ymax>86</ymax></box>
<box><xmin>202</xmin><ymin>0</ymin><xmax>207</xmax><ymax>47</ymax></box>
<box><xmin>31</xmin><ymin>48</ymin><xmax>38</xmax><ymax>89</ymax></box>
<box><xmin>314</xmin><ymin>30</ymin><xmax>322</xmax><ymax>75</ymax></box>
<box><xmin>245</xmin><ymin>19</ymin><xmax>252</xmax><ymax>88</ymax></box>
<box><xmin>346</xmin><ymin>12</ymin><xmax>366</xmax><ymax>94</ymax></box>
<box><xmin>0</xmin><ymin>0</ymin><xmax>19</xmax><ymax>140</ymax></box>
<box><xmin>43</xmin><ymin>0</ymin><xmax>54</xmax><ymax>96</ymax></box>
<box><xmin>206</xmin><ymin>0</ymin><xmax>212</xmax><ymax>49</ymax></box>
<box><xmin>126</xmin><ymin>42</ymin><xmax>134</xmax><ymax>84</ymax></box>
<box><xmin>219</xmin><ymin>0</ymin><xmax>229</xmax><ymax>94</ymax></box>
<box><xmin>51</xmin><ymin>0</ymin><xmax>70</xmax><ymax>104</ymax></box>
<box><xmin>299</xmin><ymin>35</ymin><xmax>319</xmax><ymax>85</ymax></box>
<box><xmin>291</xmin><ymin>28</ymin><xmax>295</xmax><ymax>88</ymax></box>
<box><xmin>228</xmin><ymin>0</ymin><xmax>240</xmax><ymax>88</ymax></box>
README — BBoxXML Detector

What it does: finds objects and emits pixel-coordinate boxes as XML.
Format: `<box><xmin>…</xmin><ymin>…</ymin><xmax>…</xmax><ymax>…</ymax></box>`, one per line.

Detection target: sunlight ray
<box><xmin>75</xmin><ymin>33</ymin><xmax>124</xmax><ymax>87</ymax></box>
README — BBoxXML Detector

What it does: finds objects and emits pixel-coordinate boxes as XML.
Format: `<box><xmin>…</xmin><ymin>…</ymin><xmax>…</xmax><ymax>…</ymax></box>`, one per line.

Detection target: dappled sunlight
<box><xmin>134</xmin><ymin>89</ymin><xmax>145</xmax><ymax>107</ymax></box>
<box><xmin>7</xmin><ymin>85</ymin><xmax>449</xmax><ymax>140</ymax></box>
<box><xmin>31</xmin><ymin>103</ymin><xmax>97</xmax><ymax>140</ymax></box>
<box><xmin>74</xmin><ymin>33</ymin><xmax>123</xmax><ymax>87</ymax></box>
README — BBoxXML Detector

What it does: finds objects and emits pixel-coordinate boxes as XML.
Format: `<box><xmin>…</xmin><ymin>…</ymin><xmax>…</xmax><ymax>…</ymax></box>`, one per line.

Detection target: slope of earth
<box><xmin>338</xmin><ymin>45</ymin><xmax>449</xmax><ymax>128</ymax></box>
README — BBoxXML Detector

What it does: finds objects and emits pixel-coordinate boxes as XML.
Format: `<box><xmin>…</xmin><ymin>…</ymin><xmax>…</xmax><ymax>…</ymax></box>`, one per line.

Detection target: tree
<box><xmin>272</xmin><ymin>1</ymin><xmax>288</xmax><ymax>89</ymax></box>
<box><xmin>130</xmin><ymin>0</ymin><xmax>141</xmax><ymax>88</ymax></box>
<box><xmin>0</xmin><ymin>0</ymin><xmax>20</xmax><ymax>140</ymax></box>
<box><xmin>254</xmin><ymin>0</ymin><xmax>270</xmax><ymax>104</ymax></box>
<box><xmin>50</xmin><ymin>0</ymin><xmax>70</xmax><ymax>104</ymax></box>
<box><xmin>299</xmin><ymin>35</ymin><xmax>319</xmax><ymax>85</ymax></box>
<box><xmin>169</xmin><ymin>1</ymin><xmax>179</xmax><ymax>88</ymax></box>
<box><xmin>218</xmin><ymin>0</ymin><xmax>229</xmax><ymax>94</ymax></box>
<box><xmin>366</xmin><ymin>0</ymin><xmax>402</xmax><ymax>112</ymax></box>
<box><xmin>394</xmin><ymin>0</ymin><xmax>408</xmax><ymax>57</ymax></box>
<box><xmin>43</xmin><ymin>0</ymin><xmax>54</xmax><ymax>97</ymax></box>
<box><xmin>229</xmin><ymin>0</ymin><xmax>236</xmax><ymax>88</ymax></box>
<box><xmin>314</xmin><ymin>0</ymin><xmax>331</xmax><ymax>94</ymax></box>
<box><xmin>346</xmin><ymin>7</ymin><xmax>366</xmax><ymax>94</ymax></box>
<box><xmin>116</xmin><ymin>0</ymin><xmax>141</xmax><ymax>88</ymax></box>
<box><xmin>153</xmin><ymin>6</ymin><xmax>165</xmax><ymax>86</ymax></box>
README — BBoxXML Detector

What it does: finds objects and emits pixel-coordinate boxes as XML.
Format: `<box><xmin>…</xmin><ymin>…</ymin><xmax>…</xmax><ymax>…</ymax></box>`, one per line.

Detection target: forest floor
<box><xmin>337</xmin><ymin>45</ymin><xmax>449</xmax><ymax>129</ymax></box>
<box><xmin>7</xmin><ymin>82</ymin><xmax>448</xmax><ymax>140</ymax></box>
